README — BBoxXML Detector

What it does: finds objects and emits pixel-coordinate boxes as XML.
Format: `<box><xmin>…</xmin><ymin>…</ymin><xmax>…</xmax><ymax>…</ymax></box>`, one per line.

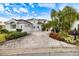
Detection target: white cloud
<box><xmin>58</xmin><ymin>4</ymin><xmax>69</xmax><ymax>10</ymax></box>
<box><xmin>35</xmin><ymin>15</ymin><xmax>50</xmax><ymax>20</ymax></box>
<box><xmin>5</xmin><ymin>7</ymin><xmax>11</xmax><ymax>12</ymax></box>
<box><xmin>69</xmin><ymin>5</ymin><xmax>79</xmax><ymax>12</ymax></box>
<box><xmin>32</xmin><ymin>11</ymin><xmax>37</xmax><ymax>16</ymax></box>
<box><xmin>20</xmin><ymin>3</ymin><xmax>28</xmax><ymax>8</ymax></box>
<box><xmin>58</xmin><ymin>4</ymin><xmax>79</xmax><ymax>11</ymax></box>
<box><xmin>11</xmin><ymin>15</ymin><xmax>33</xmax><ymax>20</ymax></box>
<box><xmin>32</xmin><ymin>11</ymin><xmax>35</xmax><ymax>14</ymax></box>
<box><xmin>0</xmin><ymin>17</ymin><xmax>9</xmax><ymax>21</ymax></box>
<box><xmin>10</xmin><ymin>13</ymin><xmax>50</xmax><ymax>20</ymax></box>
<box><xmin>0</xmin><ymin>4</ymin><xmax>4</xmax><ymax>11</ymax></box>
<box><xmin>19</xmin><ymin>7</ymin><xmax>28</xmax><ymax>13</ymax></box>
<box><xmin>36</xmin><ymin>15</ymin><xmax>50</xmax><ymax>20</ymax></box>
<box><xmin>34</xmin><ymin>14</ymin><xmax>37</xmax><ymax>16</ymax></box>
<box><xmin>4</xmin><ymin>11</ymin><xmax>13</xmax><ymax>17</ymax></box>
<box><xmin>29</xmin><ymin>3</ymin><xmax>34</xmax><ymax>8</ymax></box>
<box><xmin>31</xmin><ymin>5</ymin><xmax>34</xmax><ymax>8</ymax></box>
<box><xmin>4</xmin><ymin>3</ymin><xmax>10</xmax><ymax>6</ymax></box>
<box><xmin>13</xmin><ymin>8</ymin><xmax>20</xmax><ymax>13</ymax></box>
<box><xmin>13</xmin><ymin>7</ymin><xmax>28</xmax><ymax>13</ymax></box>
<box><xmin>74</xmin><ymin>7</ymin><xmax>79</xmax><ymax>12</ymax></box>
<box><xmin>38</xmin><ymin>3</ymin><xmax>56</xmax><ymax>9</ymax></box>
<box><xmin>5</xmin><ymin>11</ymin><xmax>10</xmax><ymax>15</ymax></box>
<box><xmin>37</xmin><ymin>12</ymin><xmax>51</xmax><ymax>20</ymax></box>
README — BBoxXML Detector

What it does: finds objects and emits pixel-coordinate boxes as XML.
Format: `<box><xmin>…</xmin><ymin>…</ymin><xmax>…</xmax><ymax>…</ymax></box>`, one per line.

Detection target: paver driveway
<box><xmin>0</xmin><ymin>31</ymin><xmax>77</xmax><ymax>48</ymax></box>
<box><xmin>0</xmin><ymin>31</ymin><xmax>78</xmax><ymax>55</ymax></box>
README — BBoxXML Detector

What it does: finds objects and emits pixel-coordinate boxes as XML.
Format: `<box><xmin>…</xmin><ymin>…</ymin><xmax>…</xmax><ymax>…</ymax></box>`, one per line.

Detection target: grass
<box><xmin>0</xmin><ymin>34</ymin><xmax>7</xmax><ymax>42</ymax></box>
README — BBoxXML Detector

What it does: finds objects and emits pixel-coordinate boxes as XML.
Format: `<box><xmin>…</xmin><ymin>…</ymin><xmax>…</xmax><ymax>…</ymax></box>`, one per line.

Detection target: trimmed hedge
<box><xmin>16</xmin><ymin>29</ymin><xmax>22</xmax><ymax>32</ymax></box>
<box><xmin>5</xmin><ymin>31</ymin><xmax>27</xmax><ymax>40</ymax></box>
<box><xmin>0</xmin><ymin>29</ymin><xmax>8</xmax><ymax>33</ymax></box>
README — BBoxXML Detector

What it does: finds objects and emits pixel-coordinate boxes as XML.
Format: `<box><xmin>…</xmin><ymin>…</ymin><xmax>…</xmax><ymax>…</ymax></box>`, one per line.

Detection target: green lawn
<box><xmin>0</xmin><ymin>34</ymin><xmax>7</xmax><ymax>42</ymax></box>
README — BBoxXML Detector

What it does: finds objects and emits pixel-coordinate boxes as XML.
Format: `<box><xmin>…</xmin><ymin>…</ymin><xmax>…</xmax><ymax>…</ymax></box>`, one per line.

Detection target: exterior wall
<box><xmin>16</xmin><ymin>24</ymin><xmax>24</xmax><ymax>29</ymax></box>
<box><xmin>23</xmin><ymin>27</ymin><xmax>33</xmax><ymax>33</ymax></box>
<box><xmin>33</xmin><ymin>23</ymin><xmax>42</xmax><ymax>31</ymax></box>
<box><xmin>5</xmin><ymin>22</ymin><xmax>33</xmax><ymax>33</ymax></box>
<box><xmin>17</xmin><ymin>24</ymin><xmax>33</xmax><ymax>33</ymax></box>
<box><xmin>28</xmin><ymin>20</ymin><xmax>43</xmax><ymax>31</ymax></box>
<box><xmin>71</xmin><ymin>20</ymin><xmax>79</xmax><ymax>30</ymax></box>
<box><xmin>5</xmin><ymin>24</ymin><xmax>16</xmax><ymax>31</ymax></box>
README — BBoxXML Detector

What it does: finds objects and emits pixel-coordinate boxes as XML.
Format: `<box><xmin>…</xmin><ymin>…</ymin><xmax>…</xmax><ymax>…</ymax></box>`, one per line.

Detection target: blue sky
<box><xmin>0</xmin><ymin>3</ymin><xmax>79</xmax><ymax>21</ymax></box>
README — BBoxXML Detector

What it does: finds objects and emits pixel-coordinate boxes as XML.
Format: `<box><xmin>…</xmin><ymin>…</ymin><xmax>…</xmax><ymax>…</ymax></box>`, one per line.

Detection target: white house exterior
<box><xmin>27</xmin><ymin>18</ymin><xmax>47</xmax><ymax>31</ymax></box>
<box><xmin>71</xmin><ymin>20</ymin><xmax>79</xmax><ymax>30</ymax></box>
<box><xmin>5</xmin><ymin>18</ymin><xmax>47</xmax><ymax>32</ymax></box>
<box><xmin>5</xmin><ymin>18</ymin><xmax>33</xmax><ymax>33</ymax></box>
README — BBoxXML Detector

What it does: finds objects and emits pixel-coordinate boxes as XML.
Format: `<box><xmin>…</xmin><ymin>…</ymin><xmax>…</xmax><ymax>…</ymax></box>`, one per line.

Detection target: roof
<box><xmin>15</xmin><ymin>19</ymin><xmax>33</xmax><ymax>24</ymax></box>
<box><xmin>27</xmin><ymin>18</ymin><xmax>47</xmax><ymax>21</ymax></box>
<box><xmin>5</xmin><ymin>18</ymin><xmax>48</xmax><ymax>25</ymax></box>
<box><xmin>5</xmin><ymin>18</ymin><xmax>33</xmax><ymax>25</ymax></box>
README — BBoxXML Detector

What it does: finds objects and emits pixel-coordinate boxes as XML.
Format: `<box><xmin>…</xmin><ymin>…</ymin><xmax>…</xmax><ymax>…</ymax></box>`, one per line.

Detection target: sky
<box><xmin>0</xmin><ymin>3</ymin><xmax>79</xmax><ymax>21</ymax></box>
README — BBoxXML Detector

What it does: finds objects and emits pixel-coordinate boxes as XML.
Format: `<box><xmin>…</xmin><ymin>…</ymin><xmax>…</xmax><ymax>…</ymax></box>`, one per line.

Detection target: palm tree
<box><xmin>51</xmin><ymin>9</ymin><xmax>58</xmax><ymax>20</ymax></box>
<box><xmin>60</xmin><ymin>6</ymin><xmax>78</xmax><ymax>31</ymax></box>
<box><xmin>50</xmin><ymin>6</ymin><xmax>78</xmax><ymax>32</ymax></box>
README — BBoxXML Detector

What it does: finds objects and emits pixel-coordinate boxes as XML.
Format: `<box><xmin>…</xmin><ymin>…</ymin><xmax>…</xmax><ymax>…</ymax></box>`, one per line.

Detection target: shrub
<box><xmin>0</xmin><ymin>25</ymin><xmax>2</xmax><ymax>29</ymax></box>
<box><xmin>16</xmin><ymin>29</ymin><xmax>22</xmax><ymax>32</ymax></box>
<box><xmin>59</xmin><ymin>31</ymin><xmax>68</xmax><ymax>37</ymax></box>
<box><xmin>5</xmin><ymin>31</ymin><xmax>27</xmax><ymax>40</ymax></box>
<box><xmin>49</xmin><ymin>32</ymin><xmax>65</xmax><ymax>41</ymax></box>
<box><xmin>0</xmin><ymin>29</ymin><xmax>8</xmax><ymax>33</ymax></box>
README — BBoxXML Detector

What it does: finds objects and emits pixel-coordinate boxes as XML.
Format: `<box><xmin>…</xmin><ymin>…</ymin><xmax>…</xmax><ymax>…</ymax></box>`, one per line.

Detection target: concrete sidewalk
<box><xmin>0</xmin><ymin>47</ymin><xmax>79</xmax><ymax>56</ymax></box>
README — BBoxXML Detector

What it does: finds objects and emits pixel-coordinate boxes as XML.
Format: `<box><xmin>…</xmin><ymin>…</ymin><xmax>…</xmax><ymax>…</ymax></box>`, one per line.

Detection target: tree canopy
<box><xmin>42</xmin><ymin>6</ymin><xmax>79</xmax><ymax>32</ymax></box>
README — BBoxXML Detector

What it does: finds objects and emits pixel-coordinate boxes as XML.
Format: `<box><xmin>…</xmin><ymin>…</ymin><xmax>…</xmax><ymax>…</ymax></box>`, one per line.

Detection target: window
<box><xmin>11</xmin><ymin>24</ymin><xmax>16</xmax><ymax>29</ymax></box>
<box><xmin>33</xmin><ymin>26</ymin><xmax>35</xmax><ymax>28</ymax></box>
<box><xmin>21</xmin><ymin>25</ymin><xmax>22</xmax><ymax>29</ymax></box>
<box><xmin>37</xmin><ymin>26</ymin><xmax>39</xmax><ymax>28</ymax></box>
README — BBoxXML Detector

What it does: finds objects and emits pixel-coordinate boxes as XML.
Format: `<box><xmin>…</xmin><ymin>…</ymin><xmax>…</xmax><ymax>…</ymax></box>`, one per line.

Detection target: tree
<box><xmin>50</xmin><ymin>6</ymin><xmax>78</xmax><ymax>32</ymax></box>
<box><xmin>51</xmin><ymin>9</ymin><xmax>58</xmax><ymax>20</ymax></box>
<box><xmin>61</xmin><ymin>6</ymin><xmax>78</xmax><ymax>31</ymax></box>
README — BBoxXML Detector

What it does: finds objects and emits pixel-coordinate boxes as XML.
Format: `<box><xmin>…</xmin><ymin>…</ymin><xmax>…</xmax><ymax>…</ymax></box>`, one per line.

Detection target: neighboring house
<box><xmin>71</xmin><ymin>20</ymin><xmax>79</xmax><ymax>30</ymax></box>
<box><xmin>0</xmin><ymin>21</ymin><xmax>5</xmax><ymax>29</ymax></box>
<box><xmin>5</xmin><ymin>18</ymin><xmax>33</xmax><ymax>33</ymax></box>
<box><xmin>27</xmin><ymin>18</ymin><xmax>47</xmax><ymax>31</ymax></box>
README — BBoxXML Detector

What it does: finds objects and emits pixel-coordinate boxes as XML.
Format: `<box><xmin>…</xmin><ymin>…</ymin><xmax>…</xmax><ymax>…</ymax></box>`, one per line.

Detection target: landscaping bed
<box><xmin>49</xmin><ymin>31</ymin><xmax>77</xmax><ymax>45</ymax></box>
<box><xmin>5</xmin><ymin>31</ymin><xmax>28</xmax><ymax>41</ymax></box>
<box><xmin>0</xmin><ymin>29</ymin><xmax>28</xmax><ymax>43</ymax></box>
